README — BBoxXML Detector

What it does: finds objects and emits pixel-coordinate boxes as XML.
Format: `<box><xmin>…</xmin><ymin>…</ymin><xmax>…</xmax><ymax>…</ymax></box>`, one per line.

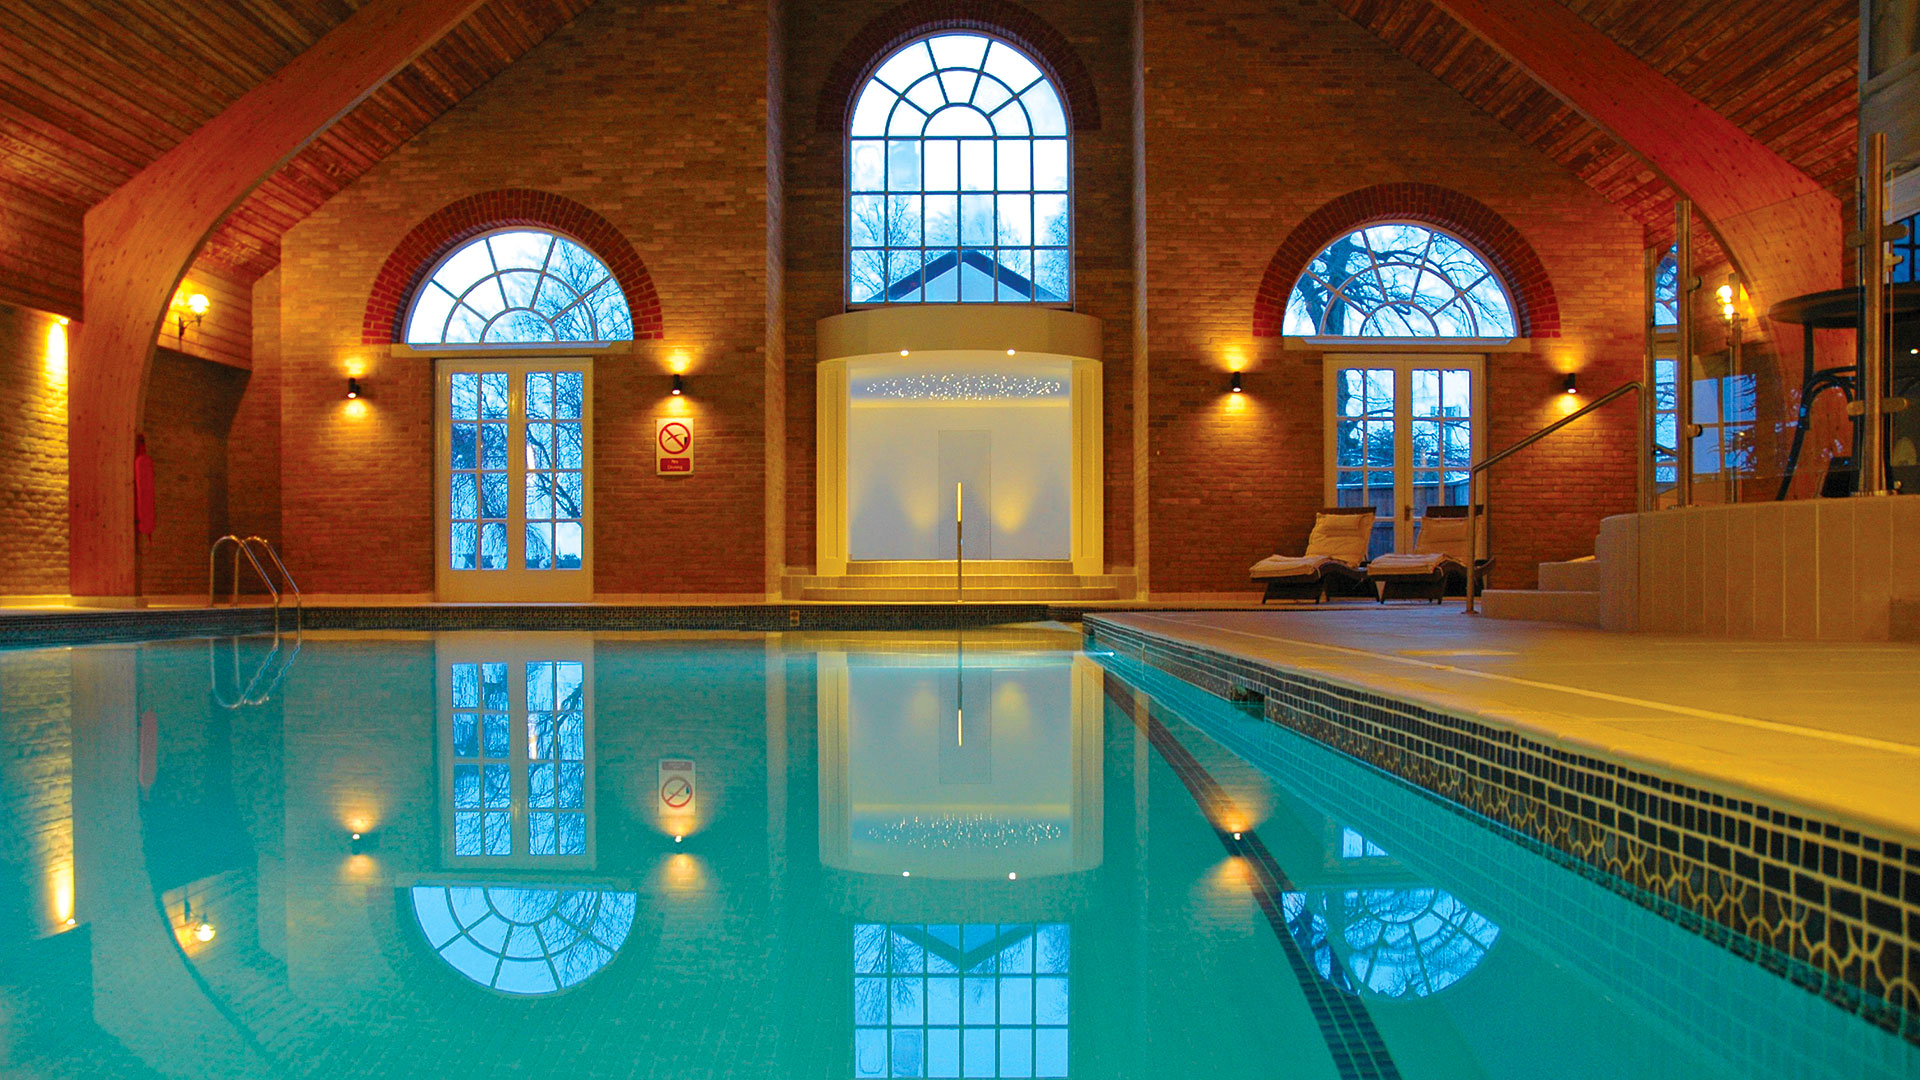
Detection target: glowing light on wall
<box><xmin>44</xmin><ymin>320</ymin><xmax>67</xmax><ymax>388</ymax></box>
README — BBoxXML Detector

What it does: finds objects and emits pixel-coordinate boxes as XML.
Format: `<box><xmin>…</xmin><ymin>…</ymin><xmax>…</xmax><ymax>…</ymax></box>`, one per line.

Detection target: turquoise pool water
<box><xmin>0</xmin><ymin>628</ymin><xmax>1912</xmax><ymax>1078</ymax></box>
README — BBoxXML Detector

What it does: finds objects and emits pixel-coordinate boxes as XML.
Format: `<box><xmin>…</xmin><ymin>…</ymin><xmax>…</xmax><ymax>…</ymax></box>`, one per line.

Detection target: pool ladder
<box><xmin>207</xmin><ymin>535</ymin><xmax>302</xmax><ymax>707</ymax></box>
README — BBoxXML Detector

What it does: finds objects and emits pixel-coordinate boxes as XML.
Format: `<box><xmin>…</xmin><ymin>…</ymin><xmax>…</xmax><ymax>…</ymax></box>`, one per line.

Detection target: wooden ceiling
<box><xmin>0</xmin><ymin>0</ymin><xmax>591</xmax><ymax>314</ymax></box>
<box><xmin>0</xmin><ymin>0</ymin><xmax>1859</xmax><ymax>316</ymax></box>
<box><xmin>1323</xmin><ymin>0</ymin><xmax>1860</xmax><ymax>255</ymax></box>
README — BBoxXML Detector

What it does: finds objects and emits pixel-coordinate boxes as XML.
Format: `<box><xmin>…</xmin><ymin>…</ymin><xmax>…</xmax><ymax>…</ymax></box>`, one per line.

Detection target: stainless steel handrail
<box><xmin>208</xmin><ymin>535</ymin><xmax>302</xmax><ymax>633</ymax></box>
<box><xmin>1465</xmin><ymin>381</ymin><xmax>1644</xmax><ymax>613</ymax></box>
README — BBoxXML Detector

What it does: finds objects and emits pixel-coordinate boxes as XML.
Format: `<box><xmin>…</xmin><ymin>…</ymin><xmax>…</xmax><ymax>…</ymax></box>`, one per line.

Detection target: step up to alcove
<box><xmin>786</xmin><ymin>561</ymin><xmax>1136</xmax><ymax>603</ymax></box>
<box><xmin>1481</xmin><ymin>556</ymin><xmax>1601</xmax><ymax>627</ymax></box>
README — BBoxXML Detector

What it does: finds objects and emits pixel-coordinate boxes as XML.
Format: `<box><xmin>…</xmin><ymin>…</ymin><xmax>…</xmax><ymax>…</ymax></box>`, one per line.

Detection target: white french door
<box><xmin>1323</xmin><ymin>357</ymin><xmax>1484</xmax><ymax>558</ymax></box>
<box><xmin>435</xmin><ymin>360</ymin><xmax>592</xmax><ymax>601</ymax></box>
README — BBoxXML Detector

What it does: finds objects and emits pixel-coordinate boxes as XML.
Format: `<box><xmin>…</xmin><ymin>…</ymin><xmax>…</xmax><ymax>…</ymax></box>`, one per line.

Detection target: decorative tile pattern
<box><xmin>1083</xmin><ymin>616</ymin><xmax>1920</xmax><ymax>1043</ymax></box>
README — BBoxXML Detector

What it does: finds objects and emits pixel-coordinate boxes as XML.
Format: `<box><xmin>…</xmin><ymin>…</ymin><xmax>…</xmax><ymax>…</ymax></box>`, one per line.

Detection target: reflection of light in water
<box><xmin>412</xmin><ymin>886</ymin><xmax>635</xmax><ymax>995</ymax></box>
<box><xmin>854</xmin><ymin>922</ymin><xmax>1069</xmax><ymax>1078</ymax></box>
<box><xmin>861</xmin><ymin>815</ymin><xmax>1066</xmax><ymax>850</ymax></box>
<box><xmin>1283</xmin><ymin>887</ymin><xmax>1500</xmax><ymax>999</ymax></box>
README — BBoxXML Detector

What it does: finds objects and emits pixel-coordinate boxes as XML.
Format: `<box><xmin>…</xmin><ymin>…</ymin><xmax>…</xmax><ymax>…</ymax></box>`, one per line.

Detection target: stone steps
<box><xmin>1482</xmin><ymin>556</ymin><xmax>1601</xmax><ymax>626</ymax></box>
<box><xmin>788</xmin><ymin>564</ymin><xmax>1135</xmax><ymax>602</ymax></box>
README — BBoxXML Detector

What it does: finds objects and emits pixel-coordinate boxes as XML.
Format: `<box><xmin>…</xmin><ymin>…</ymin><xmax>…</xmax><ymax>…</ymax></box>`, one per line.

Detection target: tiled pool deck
<box><xmin>1081</xmin><ymin>607</ymin><xmax>1920</xmax><ymax>1040</ymax></box>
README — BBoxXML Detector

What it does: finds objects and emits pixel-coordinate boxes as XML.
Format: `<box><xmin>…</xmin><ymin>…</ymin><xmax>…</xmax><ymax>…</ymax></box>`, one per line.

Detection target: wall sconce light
<box><xmin>346</xmin><ymin>377</ymin><xmax>362</xmax><ymax>400</ymax></box>
<box><xmin>671</xmin><ymin>373</ymin><xmax>684</xmax><ymax>396</ymax></box>
<box><xmin>182</xmin><ymin>896</ymin><xmax>215</xmax><ymax>943</ymax></box>
<box><xmin>170</xmin><ymin>291</ymin><xmax>209</xmax><ymax>343</ymax></box>
<box><xmin>1563</xmin><ymin>372</ymin><xmax>1578</xmax><ymax>396</ymax></box>
<box><xmin>349</xmin><ymin>830</ymin><xmax>379</xmax><ymax>854</ymax></box>
<box><xmin>1229</xmin><ymin>371</ymin><xmax>1244</xmax><ymax>394</ymax></box>
<box><xmin>1717</xmin><ymin>277</ymin><xmax>1742</xmax><ymax>322</ymax></box>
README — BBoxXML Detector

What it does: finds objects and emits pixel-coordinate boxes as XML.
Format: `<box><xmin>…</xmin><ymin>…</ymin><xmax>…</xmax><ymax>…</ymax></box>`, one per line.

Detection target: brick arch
<box><xmin>361</xmin><ymin>189</ymin><xmax>663</xmax><ymax>345</ymax></box>
<box><xmin>1252</xmin><ymin>184</ymin><xmax>1560</xmax><ymax>339</ymax></box>
<box><xmin>814</xmin><ymin>0</ymin><xmax>1100</xmax><ymax>133</ymax></box>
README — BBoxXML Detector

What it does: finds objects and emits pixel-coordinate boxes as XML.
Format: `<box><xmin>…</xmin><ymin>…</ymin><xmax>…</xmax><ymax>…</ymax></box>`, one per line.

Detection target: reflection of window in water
<box><xmin>447</xmin><ymin>659</ymin><xmax>589</xmax><ymax>860</ymax></box>
<box><xmin>411</xmin><ymin>885</ymin><xmax>635</xmax><ymax>995</ymax></box>
<box><xmin>1284</xmin><ymin>887</ymin><xmax>1499</xmax><ymax>999</ymax></box>
<box><xmin>1339</xmin><ymin>827</ymin><xmax>1387</xmax><ymax>859</ymax></box>
<box><xmin>854</xmin><ymin>923</ymin><xmax>1068</xmax><ymax>1078</ymax></box>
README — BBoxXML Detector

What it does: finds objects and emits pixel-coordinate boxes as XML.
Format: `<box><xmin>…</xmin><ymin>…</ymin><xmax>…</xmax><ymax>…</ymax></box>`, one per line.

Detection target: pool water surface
<box><xmin>0</xmin><ymin>628</ymin><xmax>1911</xmax><ymax>1078</ymax></box>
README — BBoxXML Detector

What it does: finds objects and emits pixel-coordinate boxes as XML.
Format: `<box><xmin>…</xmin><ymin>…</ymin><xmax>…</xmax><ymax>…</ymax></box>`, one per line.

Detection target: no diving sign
<box><xmin>656</xmin><ymin>418</ymin><xmax>694</xmax><ymax>475</ymax></box>
<box><xmin>658</xmin><ymin>758</ymin><xmax>696</xmax><ymax>817</ymax></box>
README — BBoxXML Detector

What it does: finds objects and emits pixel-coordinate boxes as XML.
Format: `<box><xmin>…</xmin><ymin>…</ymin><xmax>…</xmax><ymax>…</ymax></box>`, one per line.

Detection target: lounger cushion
<box><xmin>1304</xmin><ymin>512</ymin><xmax>1373</xmax><ymax>566</ymax></box>
<box><xmin>1367</xmin><ymin>552</ymin><xmax>1456</xmax><ymax>577</ymax></box>
<box><xmin>1250</xmin><ymin>554</ymin><xmax>1333</xmax><ymax>580</ymax></box>
<box><xmin>1413</xmin><ymin>514</ymin><xmax>1485</xmax><ymax>560</ymax></box>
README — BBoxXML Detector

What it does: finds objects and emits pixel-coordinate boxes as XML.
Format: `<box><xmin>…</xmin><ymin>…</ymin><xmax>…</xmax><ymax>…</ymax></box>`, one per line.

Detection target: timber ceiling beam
<box><xmin>70</xmin><ymin>0</ymin><xmax>491</xmax><ymax>598</ymax></box>
<box><xmin>1426</xmin><ymin>0</ymin><xmax>1843</xmax><ymax>355</ymax></box>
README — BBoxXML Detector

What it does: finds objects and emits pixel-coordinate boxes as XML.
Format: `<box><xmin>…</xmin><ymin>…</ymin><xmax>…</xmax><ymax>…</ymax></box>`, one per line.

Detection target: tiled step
<box><xmin>1481</xmin><ymin>588</ymin><xmax>1601</xmax><ymax>627</ymax></box>
<box><xmin>790</xmin><ymin>570</ymin><xmax>1136</xmax><ymax>603</ymax></box>
<box><xmin>844</xmin><ymin>559</ymin><xmax>1072</xmax><ymax>575</ymax></box>
<box><xmin>1537</xmin><ymin>556</ymin><xmax>1601</xmax><ymax>592</ymax></box>
<box><xmin>797</xmin><ymin>586</ymin><xmax>1131</xmax><ymax>602</ymax></box>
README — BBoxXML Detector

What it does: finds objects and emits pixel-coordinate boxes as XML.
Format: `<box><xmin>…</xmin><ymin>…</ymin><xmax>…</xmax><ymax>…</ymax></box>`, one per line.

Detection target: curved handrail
<box><xmin>209</xmin><ymin>535</ymin><xmax>278</xmax><ymax>608</ymax></box>
<box><xmin>1465</xmin><ymin>381</ymin><xmax>1643</xmax><ymax>614</ymax></box>
<box><xmin>242</xmin><ymin>536</ymin><xmax>301</xmax><ymax>612</ymax></box>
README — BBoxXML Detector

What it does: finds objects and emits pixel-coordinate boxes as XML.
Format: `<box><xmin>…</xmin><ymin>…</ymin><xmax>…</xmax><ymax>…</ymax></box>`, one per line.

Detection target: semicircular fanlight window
<box><xmin>406</xmin><ymin>230</ymin><xmax>633</xmax><ymax>345</ymax></box>
<box><xmin>1284</xmin><ymin>886</ymin><xmax>1499</xmax><ymax>999</ymax></box>
<box><xmin>411</xmin><ymin>884</ymin><xmax>636</xmax><ymax>995</ymax></box>
<box><xmin>1285</xmin><ymin>223</ymin><xmax>1516</xmax><ymax>338</ymax></box>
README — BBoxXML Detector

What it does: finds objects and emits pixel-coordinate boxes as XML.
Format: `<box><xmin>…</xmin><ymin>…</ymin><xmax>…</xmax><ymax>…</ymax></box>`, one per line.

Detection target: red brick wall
<box><xmin>277</xmin><ymin>0</ymin><xmax>779</xmax><ymax>597</ymax></box>
<box><xmin>139</xmin><ymin>347</ymin><xmax>250</xmax><ymax>596</ymax></box>
<box><xmin>1139</xmin><ymin>0</ymin><xmax>1643</xmax><ymax>595</ymax></box>
<box><xmin>781</xmin><ymin>0</ymin><xmax>1138</xmax><ymax>573</ymax></box>
<box><xmin>228</xmin><ymin>268</ymin><xmax>283</xmax><ymax>570</ymax></box>
<box><xmin>0</xmin><ymin>304</ymin><xmax>69</xmax><ymax>596</ymax></box>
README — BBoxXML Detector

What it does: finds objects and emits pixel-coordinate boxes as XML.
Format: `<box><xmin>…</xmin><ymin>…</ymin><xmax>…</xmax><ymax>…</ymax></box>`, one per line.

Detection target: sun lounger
<box><xmin>1249</xmin><ymin>508</ymin><xmax>1374</xmax><ymax>603</ymax></box>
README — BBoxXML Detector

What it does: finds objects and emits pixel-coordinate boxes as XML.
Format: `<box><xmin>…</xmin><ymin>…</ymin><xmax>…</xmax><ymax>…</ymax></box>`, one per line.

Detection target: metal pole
<box><xmin>955</xmin><ymin>481</ymin><xmax>964</xmax><ymax>603</ymax></box>
<box><xmin>1861</xmin><ymin>132</ymin><xmax>1891</xmax><ymax>496</ymax></box>
<box><xmin>1464</xmin><ymin>471</ymin><xmax>1479</xmax><ymax>614</ymax></box>
<box><xmin>1728</xmin><ymin>295</ymin><xmax>1743</xmax><ymax>504</ymax></box>
<box><xmin>1641</xmin><ymin>246</ymin><xmax>1658</xmax><ymax>512</ymax></box>
<box><xmin>1675</xmin><ymin>200</ymin><xmax>1696</xmax><ymax>508</ymax></box>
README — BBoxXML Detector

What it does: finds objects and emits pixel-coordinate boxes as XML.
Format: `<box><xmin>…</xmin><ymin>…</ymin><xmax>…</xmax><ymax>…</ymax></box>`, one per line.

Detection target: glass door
<box><xmin>436</xmin><ymin>360</ymin><xmax>592</xmax><ymax>601</ymax></box>
<box><xmin>1325</xmin><ymin>358</ymin><xmax>1482</xmax><ymax>558</ymax></box>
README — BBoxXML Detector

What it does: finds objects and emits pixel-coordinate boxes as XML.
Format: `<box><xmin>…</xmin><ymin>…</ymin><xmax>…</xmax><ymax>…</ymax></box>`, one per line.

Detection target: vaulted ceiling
<box><xmin>0</xmin><ymin>0</ymin><xmax>592</xmax><ymax>314</ymax></box>
<box><xmin>0</xmin><ymin>0</ymin><xmax>1861</xmax><ymax>317</ymax></box>
<box><xmin>1322</xmin><ymin>0</ymin><xmax>1859</xmax><ymax>254</ymax></box>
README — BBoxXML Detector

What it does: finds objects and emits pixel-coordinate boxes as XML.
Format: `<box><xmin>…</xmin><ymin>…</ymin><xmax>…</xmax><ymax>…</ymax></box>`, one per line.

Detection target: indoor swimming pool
<box><xmin>0</xmin><ymin>628</ymin><xmax>1912</xmax><ymax>1078</ymax></box>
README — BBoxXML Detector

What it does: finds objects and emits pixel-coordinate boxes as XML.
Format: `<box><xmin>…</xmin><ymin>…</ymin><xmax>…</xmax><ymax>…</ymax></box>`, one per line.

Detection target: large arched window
<box><xmin>848</xmin><ymin>33</ymin><xmax>1070</xmax><ymax>305</ymax></box>
<box><xmin>412</xmin><ymin>885</ymin><xmax>635</xmax><ymax>995</ymax></box>
<box><xmin>406</xmin><ymin>229</ymin><xmax>634</xmax><ymax>345</ymax></box>
<box><xmin>1285</xmin><ymin>223</ymin><xmax>1516</xmax><ymax>338</ymax></box>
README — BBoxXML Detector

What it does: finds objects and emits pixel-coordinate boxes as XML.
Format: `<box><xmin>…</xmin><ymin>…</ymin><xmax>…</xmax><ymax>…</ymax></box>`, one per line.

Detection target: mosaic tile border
<box><xmin>0</xmin><ymin>603</ymin><xmax>1065</xmax><ymax>649</ymax></box>
<box><xmin>1082</xmin><ymin>615</ymin><xmax>1920</xmax><ymax>1043</ymax></box>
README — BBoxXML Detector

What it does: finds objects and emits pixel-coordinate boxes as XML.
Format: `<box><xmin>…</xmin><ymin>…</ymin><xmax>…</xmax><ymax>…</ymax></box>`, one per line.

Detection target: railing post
<box><xmin>1675</xmin><ymin>200</ymin><xmax>1696</xmax><ymax>508</ymax></box>
<box><xmin>1464</xmin><ymin>473</ymin><xmax>1480</xmax><ymax>614</ymax></box>
<box><xmin>1860</xmin><ymin>132</ymin><xmax>1892</xmax><ymax>497</ymax></box>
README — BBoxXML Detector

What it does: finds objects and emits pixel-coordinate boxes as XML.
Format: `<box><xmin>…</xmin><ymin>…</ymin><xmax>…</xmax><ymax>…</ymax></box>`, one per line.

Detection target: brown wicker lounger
<box><xmin>1365</xmin><ymin>505</ymin><xmax>1494</xmax><ymax>602</ymax></box>
<box><xmin>1250</xmin><ymin>507</ymin><xmax>1374</xmax><ymax>603</ymax></box>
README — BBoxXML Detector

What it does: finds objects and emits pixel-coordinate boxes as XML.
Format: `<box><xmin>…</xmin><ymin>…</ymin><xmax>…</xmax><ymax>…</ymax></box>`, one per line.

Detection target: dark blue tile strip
<box><xmin>1100</xmin><ymin>670</ymin><xmax>1403</xmax><ymax>1080</ymax></box>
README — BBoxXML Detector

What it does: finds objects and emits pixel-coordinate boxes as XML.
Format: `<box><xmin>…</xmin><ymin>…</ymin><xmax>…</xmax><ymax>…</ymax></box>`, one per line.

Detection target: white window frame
<box><xmin>434</xmin><ymin>357</ymin><xmax>595</xmax><ymax>602</ymax></box>
<box><xmin>1322</xmin><ymin>355</ymin><xmax>1486</xmax><ymax>555</ymax></box>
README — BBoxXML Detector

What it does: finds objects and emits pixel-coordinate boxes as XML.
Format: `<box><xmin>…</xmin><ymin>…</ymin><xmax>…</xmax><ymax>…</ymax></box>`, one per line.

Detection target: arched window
<box><xmin>406</xmin><ymin>230</ymin><xmax>633</xmax><ymax>345</ymax></box>
<box><xmin>1283</xmin><ymin>886</ymin><xmax>1499</xmax><ymax>999</ymax></box>
<box><xmin>1285</xmin><ymin>223</ymin><xmax>1517</xmax><ymax>338</ymax></box>
<box><xmin>848</xmin><ymin>33</ymin><xmax>1071</xmax><ymax>305</ymax></box>
<box><xmin>412</xmin><ymin>885</ymin><xmax>635</xmax><ymax>995</ymax></box>
<box><xmin>1653</xmin><ymin>249</ymin><xmax>1679</xmax><ymax>327</ymax></box>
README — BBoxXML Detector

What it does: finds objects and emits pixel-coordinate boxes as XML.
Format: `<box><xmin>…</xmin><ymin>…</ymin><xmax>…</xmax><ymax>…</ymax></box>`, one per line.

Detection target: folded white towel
<box><xmin>1249</xmin><ymin>554</ymin><xmax>1333</xmax><ymax>579</ymax></box>
<box><xmin>1366</xmin><ymin>552</ymin><xmax>1457</xmax><ymax>576</ymax></box>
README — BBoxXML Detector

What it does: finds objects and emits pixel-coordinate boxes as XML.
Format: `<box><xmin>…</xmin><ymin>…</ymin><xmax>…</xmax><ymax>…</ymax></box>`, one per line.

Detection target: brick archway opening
<box><xmin>1253</xmin><ymin>183</ymin><xmax>1559</xmax><ymax>339</ymax></box>
<box><xmin>361</xmin><ymin>188</ymin><xmax>663</xmax><ymax>345</ymax></box>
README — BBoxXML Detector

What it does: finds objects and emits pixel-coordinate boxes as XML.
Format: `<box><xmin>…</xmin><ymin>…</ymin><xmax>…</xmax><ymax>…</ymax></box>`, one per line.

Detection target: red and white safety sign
<box><xmin>656</xmin><ymin>418</ymin><xmax>694</xmax><ymax>475</ymax></box>
<box><xmin>658</xmin><ymin>758</ymin><xmax>696</xmax><ymax>815</ymax></box>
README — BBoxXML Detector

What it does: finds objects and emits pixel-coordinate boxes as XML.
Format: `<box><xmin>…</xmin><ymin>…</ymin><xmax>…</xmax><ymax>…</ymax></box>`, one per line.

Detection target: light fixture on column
<box><xmin>170</xmin><ymin>290</ymin><xmax>209</xmax><ymax>343</ymax></box>
<box><xmin>1230</xmin><ymin>371</ymin><xmax>1243</xmax><ymax>394</ymax></box>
